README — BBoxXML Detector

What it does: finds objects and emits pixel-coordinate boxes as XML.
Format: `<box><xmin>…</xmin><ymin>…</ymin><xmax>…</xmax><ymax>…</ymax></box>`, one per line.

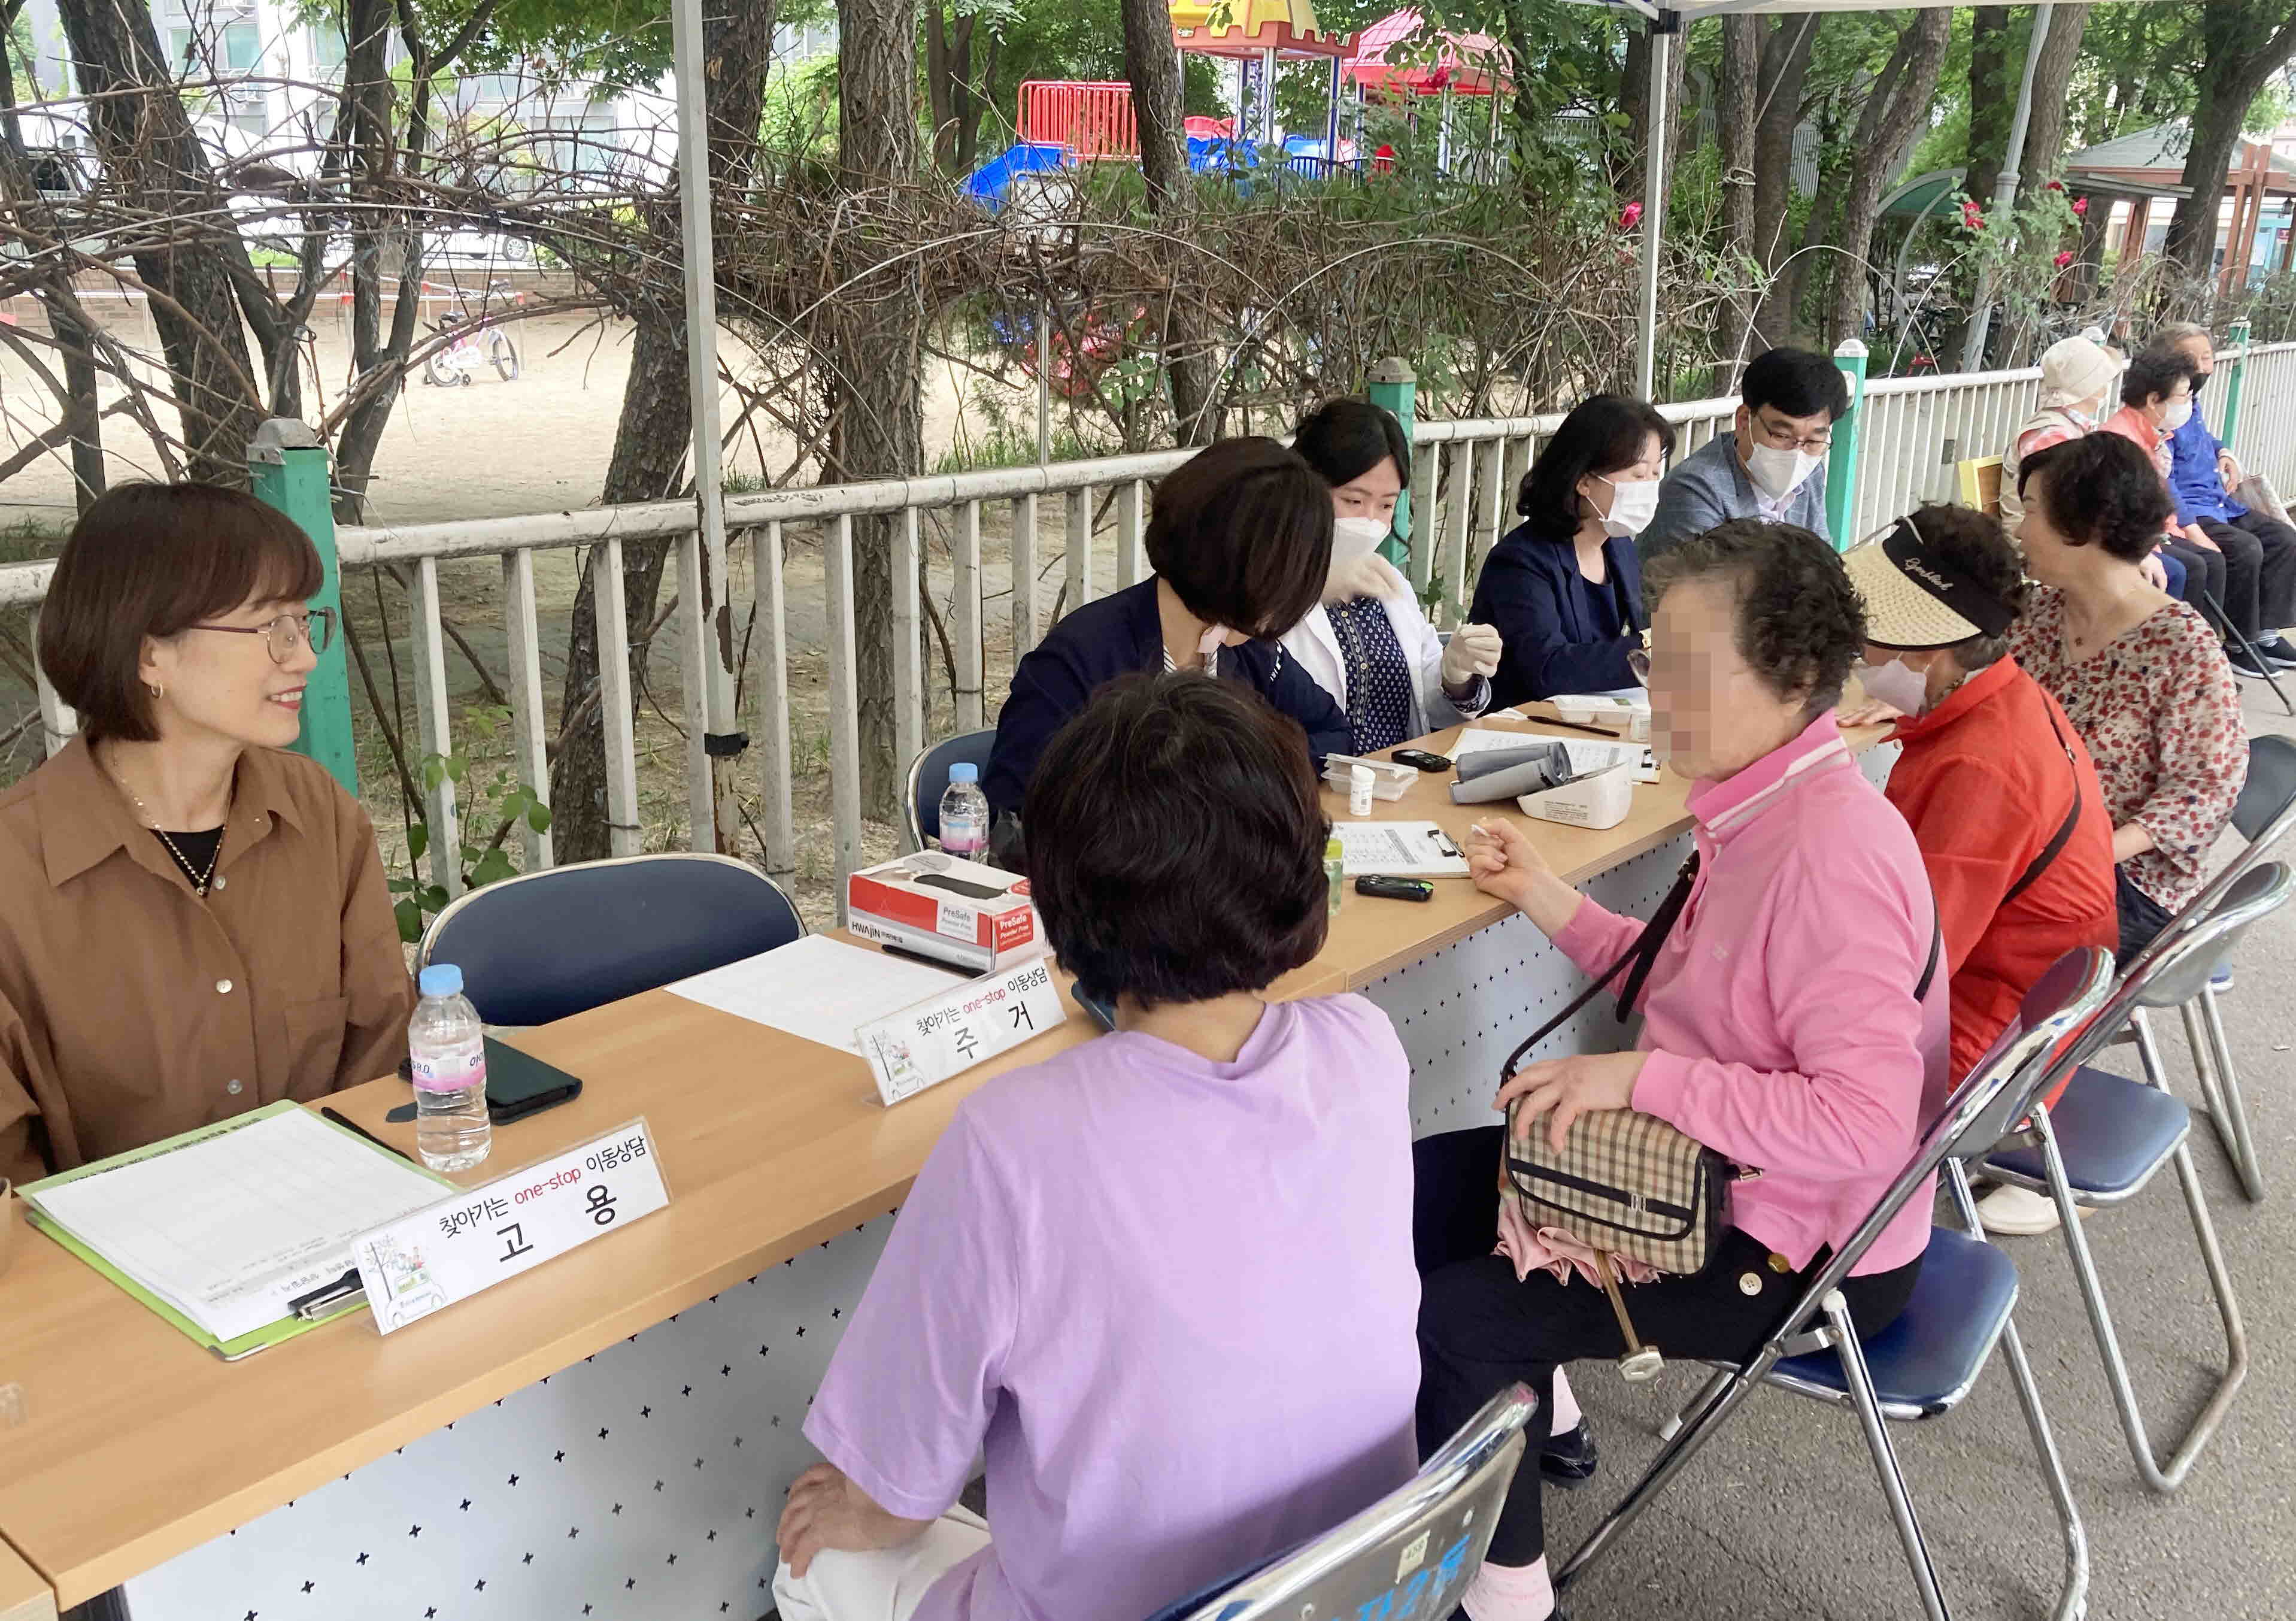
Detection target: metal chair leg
<box><xmin>1823</xmin><ymin>1289</ymin><xmax>1952</xmax><ymax>1621</ymax></box>
<box><xmin>2033</xmin><ymin>1099</ymin><xmax>2248</xmax><ymax>1493</ymax></box>
<box><xmin>1554</xmin><ymin>1356</ymin><xmax>1775</xmax><ymax>1591</ymax></box>
<box><xmin>2201</xmin><ymin>587</ymin><xmax>2296</xmax><ymax>716</ymax></box>
<box><xmin>2198</xmin><ymin>985</ymin><xmax>2266</xmax><ymax>1201</ymax></box>
<box><xmin>1654</xmin><ymin>1365</ymin><xmax>1733</xmax><ymax>1443</ymax></box>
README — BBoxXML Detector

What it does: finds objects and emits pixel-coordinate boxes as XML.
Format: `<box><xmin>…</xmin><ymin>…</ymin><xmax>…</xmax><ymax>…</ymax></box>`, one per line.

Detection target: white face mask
<box><xmin>1592</xmin><ymin>475</ymin><xmax>1661</xmax><ymax>538</ymax></box>
<box><xmin>1331</xmin><ymin>514</ymin><xmax>1390</xmax><ymax>564</ymax></box>
<box><xmin>2162</xmin><ymin>396</ymin><xmax>2195</xmax><ymax>432</ymax></box>
<box><xmin>1745</xmin><ymin>441</ymin><xmax>1824</xmax><ymax>502</ymax></box>
<box><xmin>1858</xmin><ymin>653</ymin><xmax>1930</xmax><ymax>717</ymax></box>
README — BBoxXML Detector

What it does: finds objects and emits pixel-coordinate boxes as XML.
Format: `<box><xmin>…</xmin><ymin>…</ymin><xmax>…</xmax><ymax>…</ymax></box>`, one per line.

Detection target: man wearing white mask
<box><xmin>1840</xmin><ymin>505</ymin><xmax>2118</xmax><ymax>1237</ymax></box>
<box><xmin>1284</xmin><ymin>399</ymin><xmax>1503</xmax><ymax>753</ymax></box>
<box><xmin>1643</xmin><ymin>347</ymin><xmax>1845</xmax><ymax>556</ymax></box>
<box><xmin>1472</xmin><ymin>395</ymin><xmax>1671</xmax><ymax>707</ymax></box>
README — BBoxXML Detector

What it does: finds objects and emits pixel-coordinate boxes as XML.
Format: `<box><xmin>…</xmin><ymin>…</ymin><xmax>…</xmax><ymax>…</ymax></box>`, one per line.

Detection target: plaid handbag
<box><xmin>1497</xmin><ymin>857</ymin><xmax>1939</xmax><ymax>1377</ymax></box>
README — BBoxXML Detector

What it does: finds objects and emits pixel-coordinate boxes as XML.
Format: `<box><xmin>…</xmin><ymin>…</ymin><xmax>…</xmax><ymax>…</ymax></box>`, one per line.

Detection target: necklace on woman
<box><xmin>105</xmin><ymin>765</ymin><xmax>226</xmax><ymax>896</ymax></box>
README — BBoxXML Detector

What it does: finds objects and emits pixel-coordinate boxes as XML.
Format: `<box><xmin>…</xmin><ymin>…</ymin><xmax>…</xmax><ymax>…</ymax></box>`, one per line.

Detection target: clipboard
<box><xmin>19</xmin><ymin>1102</ymin><xmax>456</xmax><ymax>1361</ymax></box>
<box><xmin>1333</xmin><ymin>821</ymin><xmax>1471</xmax><ymax>878</ymax></box>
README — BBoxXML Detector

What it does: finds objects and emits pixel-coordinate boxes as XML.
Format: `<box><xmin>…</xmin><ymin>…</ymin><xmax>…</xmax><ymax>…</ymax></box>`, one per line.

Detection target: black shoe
<box><xmin>2227</xmin><ymin>644</ymin><xmax>2272</xmax><ymax>680</ymax></box>
<box><xmin>2256</xmin><ymin>635</ymin><xmax>2296</xmax><ymax>671</ymax></box>
<box><xmin>1540</xmin><ymin>1421</ymin><xmax>1600</xmax><ymax>1489</ymax></box>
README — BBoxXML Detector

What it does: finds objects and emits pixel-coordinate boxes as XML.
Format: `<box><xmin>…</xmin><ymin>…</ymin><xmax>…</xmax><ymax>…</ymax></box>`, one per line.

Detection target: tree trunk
<box><xmin>548</xmin><ymin>0</ymin><xmax>779</xmax><ymax>862</ymax></box>
<box><xmin>1964</xmin><ymin>7</ymin><xmax>2013</xmax><ymax>216</ymax></box>
<box><xmin>1714</xmin><ymin>14</ymin><xmax>1761</xmax><ymax>383</ymax></box>
<box><xmin>2013</xmin><ymin>4</ymin><xmax>2092</xmax><ymax>201</ymax></box>
<box><xmin>1825</xmin><ymin>9</ymin><xmax>1952</xmax><ymax>347</ymax></box>
<box><xmin>1120</xmin><ymin>0</ymin><xmax>1217</xmax><ymax>440</ymax></box>
<box><xmin>55</xmin><ymin>0</ymin><xmax>263</xmax><ymax>481</ymax></box>
<box><xmin>834</xmin><ymin>0</ymin><xmax>923</xmax><ymax>819</ymax></box>
<box><xmin>1619</xmin><ymin>21</ymin><xmax>1687</xmax><ymax>199</ymax></box>
<box><xmin>2164</xmin><ymin>6</ymin><xmax>2296</xmax><ymax>280</ymax></box>
<box><xmin>1749</xmin><ymin>14</ymin><xmax>1819</xmax><ymax>349</ymax></box>
<box><xmin>0</xmin><ymin>113</ymin><xmax>105</xmax><ymax>505</ymax></box>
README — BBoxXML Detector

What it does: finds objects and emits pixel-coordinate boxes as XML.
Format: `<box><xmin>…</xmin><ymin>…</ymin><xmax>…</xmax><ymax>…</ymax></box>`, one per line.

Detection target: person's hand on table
<box><xmin>2140</xmin><ymin>550</ymin><xmax>2170</xmax><ymax>592</ymax></box>
<box><xmin>1467</xmin><ymin>818</ymin><xmax>1554</xmax><ymax>910</ymax></box>
<box><xmin>777</xmin><ymin>1462</ymin><xmax>932</xmax><ymax>1578</ymax></box>
<box><xmin>1836</xmin><ymin>696</ymin><xmax>1902</xmax><ymax>728</ymax></box>
<box><xmin>1442</xmin><ymin>622</ymin><xmax>1504</xmax><ymax>690</ymax></box>
<box><xmin>1496</xmin><ymin>1050</ymin><xmax>1650</xmax><ymax>1149</ymax></box>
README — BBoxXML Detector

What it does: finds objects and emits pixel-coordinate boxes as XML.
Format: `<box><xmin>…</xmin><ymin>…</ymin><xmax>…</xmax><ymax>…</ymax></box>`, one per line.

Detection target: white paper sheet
<box><xmin>664</xmin><ymin>935</ymin><xmax>973</xmax><ymax>1054</ymax></box>
<box><xmin>28</xmin><ymin>1108</ymin><xmax>447</xmax><ymax>1343</ymax></box>
<box><xmin>1334</xmin><ymin>820</ymin><xmax>1470</xmax><ymax>877</ymax></box>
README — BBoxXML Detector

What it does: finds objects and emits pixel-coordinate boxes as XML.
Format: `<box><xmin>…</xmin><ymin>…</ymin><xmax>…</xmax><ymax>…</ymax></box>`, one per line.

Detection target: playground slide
<box><xmin>964</xmin><ymin>141</ymin><xmax>1072</xmax><ymax>205</ymax></box>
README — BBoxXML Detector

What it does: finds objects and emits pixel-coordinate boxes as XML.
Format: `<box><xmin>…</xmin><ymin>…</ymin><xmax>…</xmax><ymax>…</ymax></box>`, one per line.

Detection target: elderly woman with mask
<box><xmin>1282</xmin><ymin>399</ymin><xmax>1503</xmax><ymax>754</ymax></box>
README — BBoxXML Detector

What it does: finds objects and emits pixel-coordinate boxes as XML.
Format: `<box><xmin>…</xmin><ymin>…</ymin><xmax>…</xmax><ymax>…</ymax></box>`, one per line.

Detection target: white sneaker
<box><xmin>1977</xmin><ymin>1183</ymin><xmax>2063</xmax><ymax>1237</ymax></box>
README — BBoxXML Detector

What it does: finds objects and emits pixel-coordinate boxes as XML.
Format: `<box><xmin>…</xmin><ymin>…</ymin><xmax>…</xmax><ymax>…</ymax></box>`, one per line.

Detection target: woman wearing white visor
<box><xmin>1284</xmin><ymin>399</ymin><xmax>1503</xmax><ymax>754</ymax></box>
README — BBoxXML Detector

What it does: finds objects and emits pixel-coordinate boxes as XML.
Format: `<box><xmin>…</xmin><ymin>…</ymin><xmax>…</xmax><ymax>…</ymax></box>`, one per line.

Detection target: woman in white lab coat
<box><xmin>1281</xmin><ymin>399</ymin><xmax>1505</xmax><ymax>755</ymax></box>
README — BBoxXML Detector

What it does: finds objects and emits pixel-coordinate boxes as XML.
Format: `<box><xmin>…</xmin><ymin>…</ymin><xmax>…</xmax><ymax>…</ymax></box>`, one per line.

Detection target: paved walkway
<box><xmin>1552</xmin><ymin>686</ymin><xmax>2296</xmax><ymax>1620</ymax></box>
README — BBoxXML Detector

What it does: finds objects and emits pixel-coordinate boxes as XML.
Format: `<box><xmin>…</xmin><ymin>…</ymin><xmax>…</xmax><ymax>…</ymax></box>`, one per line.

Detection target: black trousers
<box><xmin>2116</xmin><ymin>866</ymin><xmax>2174</xmax><ymax>963</ymax></box>
<box><xmin>1412</xmin><ymin>1127</ymin><xmax>1921</xmax><ymax>1568</ymax></box>
<box><xmin>2199</xmin><ymin>513</ymin><xmax>2296</xmax><ymax>640</ymax></box>
<box><xmin>2162</xmin><ymin>537</ymin><xmax>2228</xmax><ymax>619</ymax></box>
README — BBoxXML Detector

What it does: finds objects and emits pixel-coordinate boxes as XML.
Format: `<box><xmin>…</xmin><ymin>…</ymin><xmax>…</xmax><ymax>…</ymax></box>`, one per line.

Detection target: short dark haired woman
<box><xmin>0</xmin><ymin>483</ymin><xmax>414</xmax><ymax>1182</ymax></box>
<box><xmin>1416</xmin><ymin>520</ymin><xmax>1945</xmax><ymax>1620</ymax></box>
<box><xmin>1470</xmin><ymin>395</ymin><xmax>1674</xmax><ymax>705</ymax></box>
<box><xmin>775</xmin><ymin>674</ymin><xmax>1420</xmax><ymax>1621</ymax></box>
<box><xmin>984</xmin><ymin>437</ymin><xmax>1349</xmax><ymax>852</ymax></box>
<box><xmin>2012</xmin><ymin>435</ymin><xmax>2246</xmax><ymax>964</ymax></box>
<box><xmin>1282</xmin><ymin>399</ymin><xmax>1504</xmax><ymax>753</ymax></box>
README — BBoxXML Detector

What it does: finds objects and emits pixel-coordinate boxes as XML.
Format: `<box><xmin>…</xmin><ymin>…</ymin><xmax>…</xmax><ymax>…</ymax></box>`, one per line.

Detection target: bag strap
<box><xmin>1500</xmin><ymin>855</ymin><xmax>1699</xmax><ymax>1081</ymax></box>
<box><xmin>2000</xmin><ymin>702</ymin><xmax>2084</xmax><ymax>909</ymax></box>
<box><xmin>1916</xmin><ymin>907</ymin><xmax>1942</xmax><ymax>1003</ymax></box>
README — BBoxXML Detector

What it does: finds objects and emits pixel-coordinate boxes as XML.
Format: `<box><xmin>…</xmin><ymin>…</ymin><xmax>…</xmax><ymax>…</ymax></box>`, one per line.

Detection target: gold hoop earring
<box><xmin>147</xmin><ymin>683</ymin><xmax>163</xmax><ymax>698</ymax></box>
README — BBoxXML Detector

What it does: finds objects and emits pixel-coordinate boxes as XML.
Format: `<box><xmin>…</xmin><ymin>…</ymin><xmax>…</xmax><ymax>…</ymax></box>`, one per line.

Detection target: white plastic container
<box><xmin>1348</xmin><ymin>764</ymin><xmax>1376</xmax><ymax>817</ymax></box>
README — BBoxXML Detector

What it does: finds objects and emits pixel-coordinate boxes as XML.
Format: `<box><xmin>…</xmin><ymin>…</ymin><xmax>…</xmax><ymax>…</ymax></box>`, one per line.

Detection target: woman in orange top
<box><xmin>1841</xmin><ymin>505</ymin><xmax>2118</xmax><ymax>1235</ymax></box>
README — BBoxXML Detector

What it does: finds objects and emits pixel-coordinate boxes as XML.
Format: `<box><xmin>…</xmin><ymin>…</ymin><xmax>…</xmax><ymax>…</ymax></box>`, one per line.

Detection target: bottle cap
<box><xmin>418</xmin><ymin>963</ymin><xmax>465</xmax><ymax>998</ymax></box>
<box><xmin>1327</xmin><ymin>835</ymin><xmax>1343</xmax><ymax>856</ymax></box>
<box><xmin>948</xmin><ymin>762</ymin><xmax>979</xmax><ymax>784</ymax></box>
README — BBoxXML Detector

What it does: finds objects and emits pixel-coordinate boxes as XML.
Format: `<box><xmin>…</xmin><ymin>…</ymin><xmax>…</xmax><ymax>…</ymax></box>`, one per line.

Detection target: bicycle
<box><xmin>421</xmin><ymin>282</ymin><xmax>521</xmax><ymax>387</ymax></box>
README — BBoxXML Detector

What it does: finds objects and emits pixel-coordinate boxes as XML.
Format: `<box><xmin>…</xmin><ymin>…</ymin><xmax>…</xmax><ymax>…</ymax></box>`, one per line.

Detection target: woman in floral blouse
<box><xmin>2010</xmin><ymin>434</ymin><xmax>2248</xmax><ymax>960</ymax></box>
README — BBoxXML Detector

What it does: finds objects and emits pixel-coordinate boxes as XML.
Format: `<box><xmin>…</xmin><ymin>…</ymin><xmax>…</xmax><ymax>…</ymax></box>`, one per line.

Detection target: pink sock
<box><xmin>1461</xmin><ymin>1557</ymin><xmax>1555</xmax><ymax>1621</ymax></box>
<box><xmin>1548</xmin><ymin>1371</ymin><xmax>1582</xmax><ymax>1435</ymax></box>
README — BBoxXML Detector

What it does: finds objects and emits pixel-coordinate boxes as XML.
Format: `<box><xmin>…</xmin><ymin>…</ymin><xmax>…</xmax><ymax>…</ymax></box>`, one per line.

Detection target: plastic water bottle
<box><xmin>1326</xmin><ymin>835</ymin><xmax>1345</xmax><ymax>919</ymax></box>
<box><xmin>409</xmin><ymin>963</ymin><xmax>492</xmax><ymax>1172</ymax></box>
<box><xmin>939</xmin><ymin>762</ymin><xmax>990</xmax><ymax>861</ymax></box>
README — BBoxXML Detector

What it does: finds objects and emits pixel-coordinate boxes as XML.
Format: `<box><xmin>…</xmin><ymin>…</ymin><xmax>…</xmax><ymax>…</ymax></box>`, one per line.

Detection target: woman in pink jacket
<box><xmin>1415</xmin><ymin>520</ymin><xmax>1949</xmax><ymax>1621</ymax></box>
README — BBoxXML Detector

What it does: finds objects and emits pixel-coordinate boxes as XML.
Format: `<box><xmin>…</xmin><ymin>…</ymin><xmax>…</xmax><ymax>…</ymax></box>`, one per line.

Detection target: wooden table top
<box><xmin>0</xmin><ymin>708</ymin><xmax>1885</xmax><ymax>1604</ymax></box>
<box><xmin>0</xmin><ymin>1538</ymin><xmax>54</xmax><ymax>1621</ymax></box>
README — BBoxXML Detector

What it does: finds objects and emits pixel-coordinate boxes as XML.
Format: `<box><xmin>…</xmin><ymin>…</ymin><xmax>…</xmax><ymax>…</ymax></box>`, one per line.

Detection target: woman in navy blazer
<box><xmin>1471</xmin><ymin>396</ymin><xmax>1674</xmax><ymax>707</ymax></box>
<box><xmin>985</xmin><ymin>438</ymin><xmax>1350</xmax><ymax>851</ymax></box>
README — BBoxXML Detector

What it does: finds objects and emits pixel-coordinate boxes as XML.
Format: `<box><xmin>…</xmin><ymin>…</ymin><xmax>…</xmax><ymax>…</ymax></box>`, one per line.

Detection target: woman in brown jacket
<box><xmin>0</xmin><ymin>484</ymin><xmax>413</xmax><ymax>1184</ymax></box>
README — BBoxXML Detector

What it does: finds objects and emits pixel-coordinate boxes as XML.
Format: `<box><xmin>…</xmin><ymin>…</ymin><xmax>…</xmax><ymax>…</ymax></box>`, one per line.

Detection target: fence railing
<box><xmin>10</xmin><ymin>341</ymin><xmax>2295</xmax><ymax>922</ymax></box>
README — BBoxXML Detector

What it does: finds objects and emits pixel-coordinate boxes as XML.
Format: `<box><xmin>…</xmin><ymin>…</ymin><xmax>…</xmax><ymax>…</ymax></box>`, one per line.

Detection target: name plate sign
<box><xmin>859</xmin><ymin>953</ymin><xmax>1068</xmax><ymax>1106</ymax></box>
<box><xmin>351</xmin><ymin>1119</ymin><xmax>669</xmax><ymax>1334</ymax></box>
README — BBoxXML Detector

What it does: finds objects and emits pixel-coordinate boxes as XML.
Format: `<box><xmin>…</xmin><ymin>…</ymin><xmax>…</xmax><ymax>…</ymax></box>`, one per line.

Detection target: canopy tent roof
<box><xmin>1169</xmin><ymin>0</ymin><xmax>1357</xmax><ymax>60</ymax></box>
<box><xmin>1344</xmin><ymin>8</ymin><xmax>1513</xmax><ymax>98</ymax></box>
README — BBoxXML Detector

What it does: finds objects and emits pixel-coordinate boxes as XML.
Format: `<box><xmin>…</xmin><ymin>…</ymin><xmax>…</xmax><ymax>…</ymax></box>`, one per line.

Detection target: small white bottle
<box><xmin>408</xmin><ymin>963</ymin><xmax>492</xmax><ymax>1172</ymax></box>
<box><xmin>1349</xmin><ymin>763</ymin><xmax>1376</xmax><ymax>817</ymax></box>
<box><xmin>939</xmin><ymin>762</ymin><xmax>990</xmax><ymax>860</ymax></box>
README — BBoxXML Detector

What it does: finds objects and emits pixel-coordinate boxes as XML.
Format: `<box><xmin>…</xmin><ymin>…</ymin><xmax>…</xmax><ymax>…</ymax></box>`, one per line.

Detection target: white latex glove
<box><xmin>2139</xmin><ymin>549</ymin><xmax>2168</xmax><ymax>592</ymax></box>
<box><xmin>1324</xmin><ymin>552</ymin><xmax>1410</xmax><ymax>605</ymax></box>
<box><xmin>1442</xmin><ymin>622</ymin><xmax>1503</xmax><ymax>687</ymax></box>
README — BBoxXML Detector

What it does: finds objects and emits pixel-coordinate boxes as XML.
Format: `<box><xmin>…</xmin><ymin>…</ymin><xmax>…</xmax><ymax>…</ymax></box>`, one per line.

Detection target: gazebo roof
<box><xmin>2063</xmin><ymin>121</ymin><xmax>2296</xmax><ymax>200</ymax></box>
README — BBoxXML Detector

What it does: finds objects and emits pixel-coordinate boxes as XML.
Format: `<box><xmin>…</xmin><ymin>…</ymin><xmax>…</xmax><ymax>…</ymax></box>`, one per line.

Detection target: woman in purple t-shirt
<box><xmin>773</xmin><ymin>672</ymin><xmax>1423</xmax><ymax>1621</ymax></box>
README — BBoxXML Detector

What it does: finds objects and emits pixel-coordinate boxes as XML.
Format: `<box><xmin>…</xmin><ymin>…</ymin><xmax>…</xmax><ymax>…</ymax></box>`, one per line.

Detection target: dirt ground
<box><xmin>0</xmin><ymin>301</ymin><xmax>1104</xmax><ymax>929</ymax></box>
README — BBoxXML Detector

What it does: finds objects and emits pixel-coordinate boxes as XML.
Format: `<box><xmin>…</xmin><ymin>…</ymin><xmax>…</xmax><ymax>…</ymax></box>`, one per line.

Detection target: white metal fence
<box><xmin>8</xmin><ymin>342</ymin><xmax>2295</xmax><ymax>917</ymax></box>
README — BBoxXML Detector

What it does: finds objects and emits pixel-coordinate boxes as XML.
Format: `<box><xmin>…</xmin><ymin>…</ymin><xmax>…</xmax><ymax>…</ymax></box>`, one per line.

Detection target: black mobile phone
<box><xmin>1392</xmin><ymin>749</ymin><xmax>1452</xmax><ymax>772</ymax></box>
<box><xmin>484</xmin><ymin>1037</ymin><xmax>583</xmax><ymax>1125</ymax></box>
<box><xmin>1355</xmin><ymin>875</ymin><xmax>1436</xmax><ymax>902</ymax></box>
<box><xmin>1072</xmin><ymin>985</ymin><xmax>1120</xmax><ymax>1032</ymax></box>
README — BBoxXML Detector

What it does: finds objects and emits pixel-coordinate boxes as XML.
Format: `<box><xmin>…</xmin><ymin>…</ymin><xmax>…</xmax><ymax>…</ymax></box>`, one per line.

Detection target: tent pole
<box><xmin>1261</xmin><ymin>47</ymin><xmax>1279</xmax><ymax>149</ymax></box>
<box><xmin>1635</xmin><ymin>13</ymin><xmax>1675</xmax><ymax>399</ymax></box>
<box><xmin>1326</xmin><ymin>54</ymin><xmax>1342</xmax><ymax>170</ymax></box>
<box><xmin>1962</xmin><ymin>3</ymin><xmax>2054</xmax><ymax>371</ymax></box>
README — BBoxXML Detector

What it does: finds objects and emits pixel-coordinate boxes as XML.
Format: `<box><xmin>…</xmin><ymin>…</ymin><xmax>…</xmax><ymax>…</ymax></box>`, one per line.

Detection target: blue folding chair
<box><xmin>904</xmin><ymin>729</ymin><xmax>997</xmax><ymax>853</ymax></box>
<box><xmin>2159</xmin><ymin>733</ymin><xmax>2296</xmax><ymax>1199</ymax></box>
<box><xmin>418</xmin><ymin>852</ymin><xmax>805</xmax><ymax>1027</ymax></box>
<box><xmin>1145</xmin><ymin>1384</ymin><xmax>1539</xmax><ymax>1621</ymax></box>
<box><xmin>1558</xmin><ymin>948</ymin><xmax>2116</xmax><ymax>1621</ymax></box>
<box><xmin>1983</xmin><ymin>862</ymin><xmax>2289</xmax><ymax>1495</ymax></box>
